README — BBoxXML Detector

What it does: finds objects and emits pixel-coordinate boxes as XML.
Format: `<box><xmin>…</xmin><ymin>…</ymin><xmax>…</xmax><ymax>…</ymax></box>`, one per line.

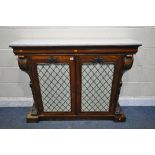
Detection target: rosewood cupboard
<box><xmin>9</xmin><ymin>39</ymin><xmax>141</xmax><ymax>122</ymax></box>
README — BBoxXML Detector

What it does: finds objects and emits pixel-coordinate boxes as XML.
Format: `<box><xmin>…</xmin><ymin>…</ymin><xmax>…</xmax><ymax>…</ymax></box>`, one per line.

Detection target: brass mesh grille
<box><xmin>37</xmin><ymin>63</ymin><xmax>71</xmax><ymax>112</ymax></box>
<box><xmin>81</xmin><ymin>63</ymin><xmax>114</xmax><ymax>112</ymax></box>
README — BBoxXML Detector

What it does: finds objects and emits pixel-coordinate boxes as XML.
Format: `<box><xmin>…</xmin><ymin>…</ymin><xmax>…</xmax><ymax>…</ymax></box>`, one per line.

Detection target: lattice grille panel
<box><xmin>37</xmin><ymin>63</ymin><xmax>71</xmax><ymax>112</ymax></box>
<box><xmin>81</xmin><ymin>63</ymin><xmax>114</xmax><ymax>112</ymax></box>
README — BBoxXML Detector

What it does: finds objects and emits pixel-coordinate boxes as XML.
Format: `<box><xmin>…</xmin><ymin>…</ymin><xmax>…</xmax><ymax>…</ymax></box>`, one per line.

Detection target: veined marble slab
<box><xmin>9</xmin><ymin>38</ymin><xmax>142</xmax><ymax>47</ymax></box>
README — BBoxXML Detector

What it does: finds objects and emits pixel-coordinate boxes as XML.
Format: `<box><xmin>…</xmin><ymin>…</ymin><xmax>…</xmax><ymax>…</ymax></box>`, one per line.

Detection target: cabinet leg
<box><xmin>26</xmin><ymin>103</ymin><xmax>39</xmax><ymax>123</ymax></box>
<box><xmin>26</xmin><ymin>112</ymin><xmax>39</xmax><ymax>123</ymax></box>
<box><xmin>114</xmin><ymin>102</ymin><xmax>126</xmax><ymax>122</ymax></box>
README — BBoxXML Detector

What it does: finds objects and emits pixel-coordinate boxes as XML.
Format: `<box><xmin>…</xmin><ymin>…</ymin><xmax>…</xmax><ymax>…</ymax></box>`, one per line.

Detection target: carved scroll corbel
<box><xmin>114</xmin><ymin>54</ymin><xmax>134</xmax><ymax>121</ymax></box>
<box><xmin>116</xmin><ymin>55</ymin><xmax>134</xmax><ymax>102</ymax></box>
<box><xmin>18</xmin><ymin>56</ymin><xmax>29</xmax><ymax>74</ymax></box>
<box><xmin>123</xmin><ymin>54</ymin><xmax>134</xmax><ymax>70</ymax></box>
<box><xmin>18</xmin><ymin>55</ymin><xmax>38</xmax><ymax>116</ymax></box>
<box><xmin>18</xmin><ymin>56</ymin><xmax>33</xmax><ymax>104</ymax></box>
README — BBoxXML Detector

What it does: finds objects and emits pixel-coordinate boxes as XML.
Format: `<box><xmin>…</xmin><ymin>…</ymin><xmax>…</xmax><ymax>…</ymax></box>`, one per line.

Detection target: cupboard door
<box><xmin>30</xmin><ymin>56</ymin><xmax>76</xmax><ymax>115</ymax></box>
<box><xmin>76</xmin><ymin>55</ymin><xmax>123</xmax><ymax>115</ymax></box>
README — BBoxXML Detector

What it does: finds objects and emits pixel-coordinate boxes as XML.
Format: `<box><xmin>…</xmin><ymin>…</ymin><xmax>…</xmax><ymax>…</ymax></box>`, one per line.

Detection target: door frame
<box><xmin>29</xmin><ymin>55</ymin><xmax>76</xmax><ymax>116</ymax></box>
<box><xmin>75</xmin><ymin>54</ymin><xmax>123</xmax><ymax>116</ymax></box>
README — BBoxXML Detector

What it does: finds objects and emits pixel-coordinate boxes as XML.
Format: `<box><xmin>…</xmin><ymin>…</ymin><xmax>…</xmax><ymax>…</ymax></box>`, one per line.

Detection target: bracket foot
<box><xmin>114</xmin><ymin>102</ymin><xmax>126</xmax><ymax>122</ymax></box>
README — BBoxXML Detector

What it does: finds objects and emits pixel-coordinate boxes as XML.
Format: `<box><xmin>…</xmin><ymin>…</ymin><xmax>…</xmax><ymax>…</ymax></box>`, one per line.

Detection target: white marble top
<box><xmin>9</xmin><ymin>38</ymin><xmax>142</xmax><ymax>47</ymax></box>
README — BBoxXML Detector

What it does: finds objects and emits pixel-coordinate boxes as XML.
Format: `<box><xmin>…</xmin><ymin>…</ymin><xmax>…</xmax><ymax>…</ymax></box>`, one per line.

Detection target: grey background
<box><xmin>0</xmin><ymin>26</ymin><xmax>155</xmax><ymax>98</ymax></box>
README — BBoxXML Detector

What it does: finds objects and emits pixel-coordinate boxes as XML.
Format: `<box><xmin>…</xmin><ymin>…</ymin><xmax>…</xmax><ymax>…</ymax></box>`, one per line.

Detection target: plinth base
<box><xmin>26</xmin><ymin>107</ymin><xmax>126</xmax><ymax>123</ymax></box>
